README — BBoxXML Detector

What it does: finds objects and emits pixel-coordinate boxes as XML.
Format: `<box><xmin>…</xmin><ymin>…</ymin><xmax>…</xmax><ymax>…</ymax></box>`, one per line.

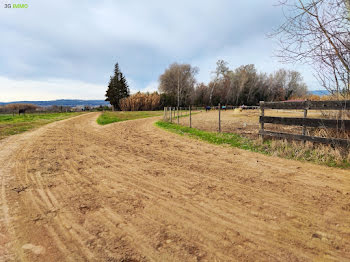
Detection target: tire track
<box><xmin>1</xmin><ymin>112</ymin><xmax>350</xmax><ymax>261</ymax></box>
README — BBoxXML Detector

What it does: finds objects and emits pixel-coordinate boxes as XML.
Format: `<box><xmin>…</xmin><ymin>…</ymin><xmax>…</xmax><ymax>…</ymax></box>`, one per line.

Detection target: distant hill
<box><xmin>0</xmin><ymin>92</ymin><xmax>330</xmax><ymax>106</ymax></box>
<box><xmin>0</xmin><ymin>99</ymin><xmax>110</xmax><ymax>107</ymax></box>
<box><xmin>309</xmin><ymin>90</ymin><xmax>330</xmax><ymax>96</ymax></box>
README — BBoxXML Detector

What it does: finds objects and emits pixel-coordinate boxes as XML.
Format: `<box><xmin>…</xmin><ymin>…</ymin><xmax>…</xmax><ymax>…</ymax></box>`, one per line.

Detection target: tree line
<box><xmin>105</xmin><ymin>61</ymin><xmax>308</xmax><ymax>110</ymax></box>
<box><xmin>158</xmin><ymin>61</ymin><xmax>308</xmax><ymax>107</ymax></box>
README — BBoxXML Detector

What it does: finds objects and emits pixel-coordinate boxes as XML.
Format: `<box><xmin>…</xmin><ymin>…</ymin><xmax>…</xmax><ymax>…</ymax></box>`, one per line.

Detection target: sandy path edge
<box><xmin>0</xmin><ymin>113</ymin><xmax>95</xmax><ymax>261</ymax></box>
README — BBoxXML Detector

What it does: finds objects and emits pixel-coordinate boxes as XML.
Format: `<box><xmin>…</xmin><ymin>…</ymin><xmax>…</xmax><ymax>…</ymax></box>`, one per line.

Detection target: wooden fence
<box><xmin>259</xmin><ymin>100</ymin><xmax>350</xmax><ymax>147</ymax></box>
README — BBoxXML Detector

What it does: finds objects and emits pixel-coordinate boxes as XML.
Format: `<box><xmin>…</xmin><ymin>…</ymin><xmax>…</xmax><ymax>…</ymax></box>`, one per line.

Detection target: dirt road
<box><xmin>1</xmin><ymin>112</ymin><xmax>350</xmax><ymax>261</ymax></box>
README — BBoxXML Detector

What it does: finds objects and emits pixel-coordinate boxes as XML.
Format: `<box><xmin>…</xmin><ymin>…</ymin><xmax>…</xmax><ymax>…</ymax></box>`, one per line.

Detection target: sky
<box><xmin>0</xmin><ymin>0</ymin><xmax>319</xmax><ymax>102</ymax></box>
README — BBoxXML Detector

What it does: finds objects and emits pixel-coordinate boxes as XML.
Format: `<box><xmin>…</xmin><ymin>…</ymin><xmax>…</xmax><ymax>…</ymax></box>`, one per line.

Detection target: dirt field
<box><xmin>1</xmin><ymin>112</ymin><xmax>350</xmax><ymax>261</ymax></box>
<box><xmin>178</xmin><ymin>109</ymin><xmax>328</xmax><ymax>139</ymax></box>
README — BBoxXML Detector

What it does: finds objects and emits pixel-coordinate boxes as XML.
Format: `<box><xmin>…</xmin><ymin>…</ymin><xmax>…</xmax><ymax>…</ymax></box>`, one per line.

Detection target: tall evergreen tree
<box><xmin>105</xmin><ymin>63</ymin><xmax>130</xmax><ymax>110</ymax></box>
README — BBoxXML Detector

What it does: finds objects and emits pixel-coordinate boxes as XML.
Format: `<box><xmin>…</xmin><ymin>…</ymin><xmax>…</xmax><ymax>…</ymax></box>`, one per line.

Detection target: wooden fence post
<box><xmin>257</xmin><ymin>100</ymin><xmax>350</xmax><ymax>147</ymax></box>
<box><xmin>303</xmin><ymin>101</ymin><xmax>308</xmax><ymax>136</ymax></box>
<box><xmin>218</xmin><ymin>103</ymin><xmax>221</xmax><ymax>133</ymax></box>
<box><xmin>189</xmin><ymin>106</ymin><xmax>192</xmax><ymax>128</ymax></box>
<box><xmin>177</xmin><ymin>107</ymin><xmax>179</xmax><ymax>124</ymax></box>
<box><xmin>260</xmin><ymin>101</ymin><xmax>265</xmax><ymax>139</ymax></box>
<box><xmin>170</xmin><ymin>107</ymin><xmax>172</xmax><ymax>122</ymax></box>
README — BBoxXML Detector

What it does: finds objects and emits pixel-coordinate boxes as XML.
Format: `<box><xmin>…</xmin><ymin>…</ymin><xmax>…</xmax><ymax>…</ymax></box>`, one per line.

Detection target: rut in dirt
<box><xmin>1</xmin><ymin>112</ymin><xmax>350</xmax><ymax>261</ymax></box>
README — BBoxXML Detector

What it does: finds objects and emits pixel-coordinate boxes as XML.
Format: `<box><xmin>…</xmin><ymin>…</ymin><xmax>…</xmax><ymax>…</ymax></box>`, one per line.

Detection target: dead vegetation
<box><xmin>177</xmin><ymin>109</ymin><xmax>350</xmax><ymax>167</ymax></box>
<box><xmin>0</xmin><ymin>103</ymin><xmax>38</xmax><ymax>115</ymax></box>
<box><xmin>119</xmin><ymin>92</ymin><xmax>161</xmax><ymax>111</ymax></box>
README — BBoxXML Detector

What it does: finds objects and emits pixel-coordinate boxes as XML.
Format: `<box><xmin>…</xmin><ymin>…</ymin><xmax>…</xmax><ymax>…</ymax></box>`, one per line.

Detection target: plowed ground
<box><xmin>1</xmin><ymin>112</ymin><xmax>350</xmax><ymax>261</ymax></box>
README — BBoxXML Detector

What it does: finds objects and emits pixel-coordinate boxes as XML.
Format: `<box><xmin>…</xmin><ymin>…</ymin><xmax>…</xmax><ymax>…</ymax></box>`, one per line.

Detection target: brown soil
<box><xmin>179</xmin><ymin>109</ymin><xmax>262</xmax><ymax>138</ymax></box>
<box><xmin>1</xmin><ymin>112</ymin><xmax>350</xmax><ymax>261</ymax></box>
<box><xmin>178</xmin><ymin>109</ymin><xmax>333</xmax><ymax>139</ymax></box>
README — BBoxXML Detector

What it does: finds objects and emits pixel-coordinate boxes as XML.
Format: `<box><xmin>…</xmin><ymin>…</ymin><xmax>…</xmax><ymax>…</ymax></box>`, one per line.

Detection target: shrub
<box><xmin>119</xmin><ymin>92</ymin><xmax>161</xmax><ymax>111</ymax></box>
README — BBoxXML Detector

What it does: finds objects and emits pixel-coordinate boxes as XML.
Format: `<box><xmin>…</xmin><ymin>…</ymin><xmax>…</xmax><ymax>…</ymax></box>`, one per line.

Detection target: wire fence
<box><xmin>163</xmin><ymin>104</ymin><xmax>260</xmax><ymax>133</ymax></box>
<box><xmin>163</xmin><ymin>101</ymin><xmax>350</xmax><ymax>147</ymax></box>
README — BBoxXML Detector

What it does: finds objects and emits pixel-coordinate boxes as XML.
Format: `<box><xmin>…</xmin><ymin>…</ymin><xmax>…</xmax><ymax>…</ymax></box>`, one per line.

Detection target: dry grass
<box><xmin>255</xmin><ymin>139</ymin><xmax>350</xmax><ymax>168</ymax></box>
<box><xmin>170</xmin><ymin>109</ymin><xmax>350</xmax><ymax>168</ymax></box>
<box><xmin>176</xmin><ymin>109</ymin><xmax>323</xmax><ymax>139</ymax></box>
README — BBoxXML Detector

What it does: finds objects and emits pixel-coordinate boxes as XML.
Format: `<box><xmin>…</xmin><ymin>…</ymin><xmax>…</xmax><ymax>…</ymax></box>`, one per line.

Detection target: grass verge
<box><xmin>97</xmin><ymin>111</ymin><xmax>163</xmax><ymax>125</ymax></box>
<box><xmin>156</xmin><ymin>120</ymin><xmax>263</xmax><ymax>152</ymax></box>
<box><xmin>156</xmin><ymin>120</ymin><xmax>350</xmax><ymax>169</ymax></box>
<box><xmin>0</xmin><ymin>112</ymin><xmax>84</xmax><ymax>140</ymax></box>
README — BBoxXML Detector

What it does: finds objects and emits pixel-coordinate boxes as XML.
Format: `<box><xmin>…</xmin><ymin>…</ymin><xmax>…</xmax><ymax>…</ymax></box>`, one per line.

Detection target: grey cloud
<box><xmin>0</xmin><ymin>0</ymin><xmax>317</xmax><ymax>101</ymax></box>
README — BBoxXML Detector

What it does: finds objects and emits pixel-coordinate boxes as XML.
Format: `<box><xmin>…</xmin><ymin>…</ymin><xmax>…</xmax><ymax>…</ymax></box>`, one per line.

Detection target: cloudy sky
<box><xmin>0</xmin><ymin>0</ymin><xmax>318</xmax><ymax>102</ymax></box>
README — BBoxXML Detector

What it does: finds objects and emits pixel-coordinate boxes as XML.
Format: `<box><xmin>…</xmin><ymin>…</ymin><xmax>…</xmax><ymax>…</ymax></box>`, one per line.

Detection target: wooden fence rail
<box><xmin>259</xmin><ymin>100</ymin><xmax>350</xmax><ymax>147</ymax></box>
<box><xmin>262</xmin><ymin>100</ymin><xmax>350</xmax><ymax>110</ymax></box>
<box><xmin>260</xmin><ymin>116</ymin><xmax>350</xmax><ymax>130</ymax></box>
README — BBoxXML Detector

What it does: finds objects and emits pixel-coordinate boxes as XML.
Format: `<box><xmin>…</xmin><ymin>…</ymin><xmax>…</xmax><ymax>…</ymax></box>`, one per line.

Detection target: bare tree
<box><xmin>4</xmin><ymin>103</ymin><xmax>38</xmax><ymax>115</ymax></box>
<box><xmin>209</xmin><ymin>60</ymin><xmax>230</xmax><ymax>105</ymax></box>
<box><xmin>271</xmin><ymin>0</ymin><xmax>350</xmax><ymax>96</ymax></box>
<box><xmin>158</xmin><ymin>63</ymin><xmax>198</xmax><ymax>107</ymax></box>
<box><xmin>267</xmin><ymin>69</ymin><xmax>308</xmax><ymax>100</ymax></box>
